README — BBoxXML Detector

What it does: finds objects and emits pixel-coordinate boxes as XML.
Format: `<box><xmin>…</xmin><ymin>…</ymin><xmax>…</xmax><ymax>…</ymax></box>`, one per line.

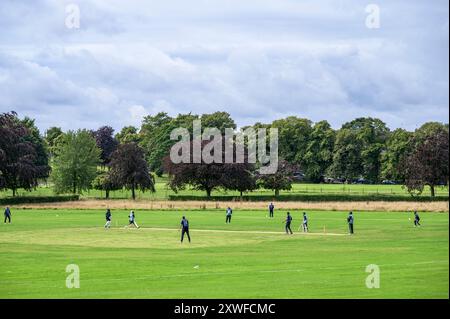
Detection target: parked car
<box><xmin>353</xmin><ymin>178</ymin><xmax>372</xmax><ymax>184</ymax></box>
<box><xmin>323</xmin><ymin>177</ymin><xmax>333</xmax><ymax>183</ymax></box>
<box><xmin>292</xmin><ymin>172</ymin><xmax>305</xmax><ymax>182</ymax></box>
<box><xmin>382</xmin><ymin>180</ymin><xmax>396</xmax><ymax>185</ymax></box>
<box><xmin>324</xmin><ymin>177</ymin><xmax>345</xmax><ymax>184</ymax></box>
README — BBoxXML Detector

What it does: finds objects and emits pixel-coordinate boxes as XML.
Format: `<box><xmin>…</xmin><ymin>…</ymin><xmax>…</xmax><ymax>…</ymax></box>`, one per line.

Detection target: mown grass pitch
<box><xmin>0</xmin><ymin>209</ymin><xmax>448</xmax><ymax>298</ymax></box>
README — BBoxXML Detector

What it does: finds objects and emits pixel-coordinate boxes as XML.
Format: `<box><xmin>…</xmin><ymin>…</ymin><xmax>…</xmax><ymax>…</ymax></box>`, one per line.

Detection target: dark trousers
<box><xmin>226</xmin><ymin>215</ymin><xmax>232</xmax><ymax>223</ymax></box>
<box><xmin>181</xmin><ymin>227</ymin><xmax>191</xmax><ymax>242</ymax></box>
<box><xmin>269</xmin><ymin>210</ymin><xmax>274</xmax><ymax>218</ymax></box>
<box><xmin>414</xmin><ymin>219</ymin><xmax>420</xmax><ymax>226</ymax></box>
<box><xmin>349</xmin><ymin>223</ymin><xmax>354</xmax><ymax>234</ymax></box>
<box><xmin>285</xmin><ymin>223</ymin><xmax>293</xmax><ymax>234</ymax></box>
<box><xmin>4</xmin><ymin>215</ymin><xmax>11</xmax><ymax>223</ymax></box>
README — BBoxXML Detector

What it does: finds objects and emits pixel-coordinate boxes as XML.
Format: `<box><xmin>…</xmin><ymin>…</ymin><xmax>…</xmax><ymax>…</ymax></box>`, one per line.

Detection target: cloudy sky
<box><xmin>0</xmin><ymin>0</ymin><xmax>448</xmax><ymax>133</ymax></box>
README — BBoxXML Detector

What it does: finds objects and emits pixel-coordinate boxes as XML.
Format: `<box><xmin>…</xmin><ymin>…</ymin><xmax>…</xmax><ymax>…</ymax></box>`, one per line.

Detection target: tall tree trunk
<box><xmin>275</xmin><ymin>189</ymin><xmax>280</xmax><ymax>197</ymax></box>
<box><xmin>12</xmin><ymin>188</ymin><xmax>16</xmax><ymax>197</ymax></box>
<box><xmin>132</xmin><ymin>184</ymin><xmax>136</xmax><ymax>200</ymax></box>
<box><xmin>73</xmin><ymin>172</ymin><xmax>77</xmax><ymax>194</ymax></box>
<box><xmin>430</xmin><ymin>185</ymin><xmax>435</xmax><ymax>197</ymax></box>
<box><xmin>106</xmin><ymin>189</ymin><xmax>110</xmax><ymax>200</ymax></box>
<box><xmin>206</xmin><ymin>188</ymin><xmax>211</xmax><ymax>198</ymax></box>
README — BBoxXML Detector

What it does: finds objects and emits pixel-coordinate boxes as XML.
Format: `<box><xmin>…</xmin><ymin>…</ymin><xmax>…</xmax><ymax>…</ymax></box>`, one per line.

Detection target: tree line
<box><xmin>0</xmin><ymin>111</ymin><xmax>448</xmax><ymax>198</ymax></box>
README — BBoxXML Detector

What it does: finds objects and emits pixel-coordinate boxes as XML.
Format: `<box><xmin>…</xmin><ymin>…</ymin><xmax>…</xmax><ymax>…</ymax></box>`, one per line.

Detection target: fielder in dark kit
<box><xmin>180</xmin><ymin>216</ymin><xmax>191</xmax><ymax>243</ymax></box>
<box><xmin>226</xmin><ymin>207</ymin><xmax>233</xmax><ymax>224</ymax></box>
<box><xmin>4</xmin><ymin>207</ymin><xmax>11</xmax><ymax>224</ymax></box>
<box><xmin>347</xmin><ymin>211</ymin><xmax>354</xmax><ymax>234</ymax></box>
<box><xmin>284</xmin><ymin>212</ymin><xmax>293</xmax><ymax>234</ymax></box>
<box><xmin>414</xmin><ymin>211</ymin><xmax>421</xmax><ymax>227</ymax></box>
<box><xmin>268</xmin><ymin>202</ymin><xmax>274</xmax><ymax>218</ymax></box>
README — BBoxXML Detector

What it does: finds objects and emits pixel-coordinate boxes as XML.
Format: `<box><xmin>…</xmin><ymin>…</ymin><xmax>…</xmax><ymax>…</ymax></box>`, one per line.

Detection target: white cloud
<box><xmin>128</xmin><ymin>104</ymin><xmax>148</xmax><ymax>123</ymax></box>
<box><xmin>0</xmin><ymin>0</ymin><xmax>448</xmax><ymax>133</ymax></box>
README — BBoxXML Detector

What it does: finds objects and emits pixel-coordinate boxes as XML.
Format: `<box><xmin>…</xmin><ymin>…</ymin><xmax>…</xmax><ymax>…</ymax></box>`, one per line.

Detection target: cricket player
<box><xmin>128</xmin><ymin>210</ymin><xmax>139</xmax><ymax>228</ymax></box>
<box><xmin>226</xmin><ymin>207</ymin><xmax>233</xmax><ymax>223</ymax></box>
<box><xmin>284</xmin><ymin>212</ymin><xmax>293</xmax><ymax>234</ymax></box>
<box><xmin>104</xmin><ymin>209</ymin><xmax>112</xmax><ymax>229</ymax></box>
<box><xmin>4</xmin><ymin>207</ymin><xmax>11</xmax><ymax>224</ymax></box>
<box><xmin>347</xmin><ymin>211</ymin><xmax>354</xmax><ymax>234</ymax></box>
<box><xmin>302</xmin><ymin>212</ymin><xmax>309</xmax><ymax>232</ymax></box>
<box><xmin>414</xmin><ymin>211</ymin><xmax>421</xmax><ymax>227</ymax></box>
<box><xmin>268</xmin><ymin>202</ymin><xmax>274</xmax><ymax>218</ymax></box>
<box><xmin>180</xmin><ymin>216</ymin><xmax>191</xmax><ymax>243</ymax></box>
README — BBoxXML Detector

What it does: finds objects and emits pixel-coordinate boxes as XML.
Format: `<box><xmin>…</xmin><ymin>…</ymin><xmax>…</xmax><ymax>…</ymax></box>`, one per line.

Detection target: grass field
<box><xmin>0</xmin><ymin>180</ymin><xmax>448</xmax><ymax>200</ymax></box>
<box><xmin>0</xmin><ymin>209</ymin><xmax>448</xmax><ymax>298</ymax></box>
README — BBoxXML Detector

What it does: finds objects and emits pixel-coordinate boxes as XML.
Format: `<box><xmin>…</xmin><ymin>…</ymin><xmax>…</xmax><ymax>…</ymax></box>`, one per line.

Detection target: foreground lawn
<box><xmin>0</xmin><ymin>209</ymin><xmax>448</xmax><ymax>298</ymax></box>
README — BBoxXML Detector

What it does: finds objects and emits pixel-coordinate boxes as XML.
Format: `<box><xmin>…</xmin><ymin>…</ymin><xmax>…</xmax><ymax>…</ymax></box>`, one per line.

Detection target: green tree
<box><xmin>328</xmin><ymin>128</ymin><xmax>363</xmax><ymax>182</ymax></box>
<box><xmin>45</xmin><ymin>127</ymin><xmax>64</xmax><ymax>156</ymax></box>
<box><xmin>51</xmin><ymin>130</ymin><xmax>101</xmax><ymax>194</ymax></box>
<box><xmin>115</xmin><ymin>126</ymin><xmax>141</xmax><ymax>144</ymax></box>
<box><xmin>200</xmin><ymin>111</ymin><xmax>236</xmax><ymax>133</ymax></box>
<box><xmin>332</xmin><ymin>117</ymin><xmax>389</xmax><ymax>182</ymax></box>
<box><xmin>380</xmin><ymin>128</ymin><xmax>414</xmax><ymax>182</ymax></box>
<box><xmin>92</xmin><ymin>172</ymin><xmax>121</xmax><ymax>199</ymax></box>
<box><xmin>140</xmin><ymin>112</ymin><xmax>237</xmax><ymax>176</ymax></box>
<box><xmin>271</xmin><ymin>116</ymin><xmax>312</xmax><ymax>166</ymax></box>
<box><xmin>20</xmin><ymin>117</ymin><xmax>50</xmax><ymax>179</ymax></box>
<box><xmin>140</xmin><ymin>112</ymin><xmax>198</xmax><ymax>176</ymax></box>
<box><xmin>257</xmin><ymin>159</ymin><xmax>298</xmax><ymax>196</ymax></box>
<box><xmin>304</xmin><ymin>121</ymin><xmax>335</xmax><ymax>182</ymax></box>
<box><xmin>414</xmin><ymin>122</ymin><xmax>449</xmax><ymax>144</ymax></box>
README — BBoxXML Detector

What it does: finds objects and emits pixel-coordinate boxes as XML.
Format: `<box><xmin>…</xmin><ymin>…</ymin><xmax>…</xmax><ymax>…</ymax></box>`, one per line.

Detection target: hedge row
<box><xmin>0</xmin><ymin>195</ymin><xmax>80</xmax><ymax>205</ymax></box>
<box><xmin>168</xmin><ymin>194</ymin><xmax>449</xmax><ymax>202</ymax></box>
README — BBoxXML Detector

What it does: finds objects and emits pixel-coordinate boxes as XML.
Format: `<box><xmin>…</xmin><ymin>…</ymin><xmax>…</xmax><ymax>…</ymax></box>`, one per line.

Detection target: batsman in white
<box><xmin>127</xmin><ymin>210</ymin><xmax>140</xmax><ymax>228</ymax></box>
<box><xmin>301</xmin><ymin>212</ymin><xmax>309</xmax><ymax>233</ymax></box>
<box><xmin>104</xmin><ymin>208</ymin><xmax>112</xmax><ymax>229</ymax></box>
